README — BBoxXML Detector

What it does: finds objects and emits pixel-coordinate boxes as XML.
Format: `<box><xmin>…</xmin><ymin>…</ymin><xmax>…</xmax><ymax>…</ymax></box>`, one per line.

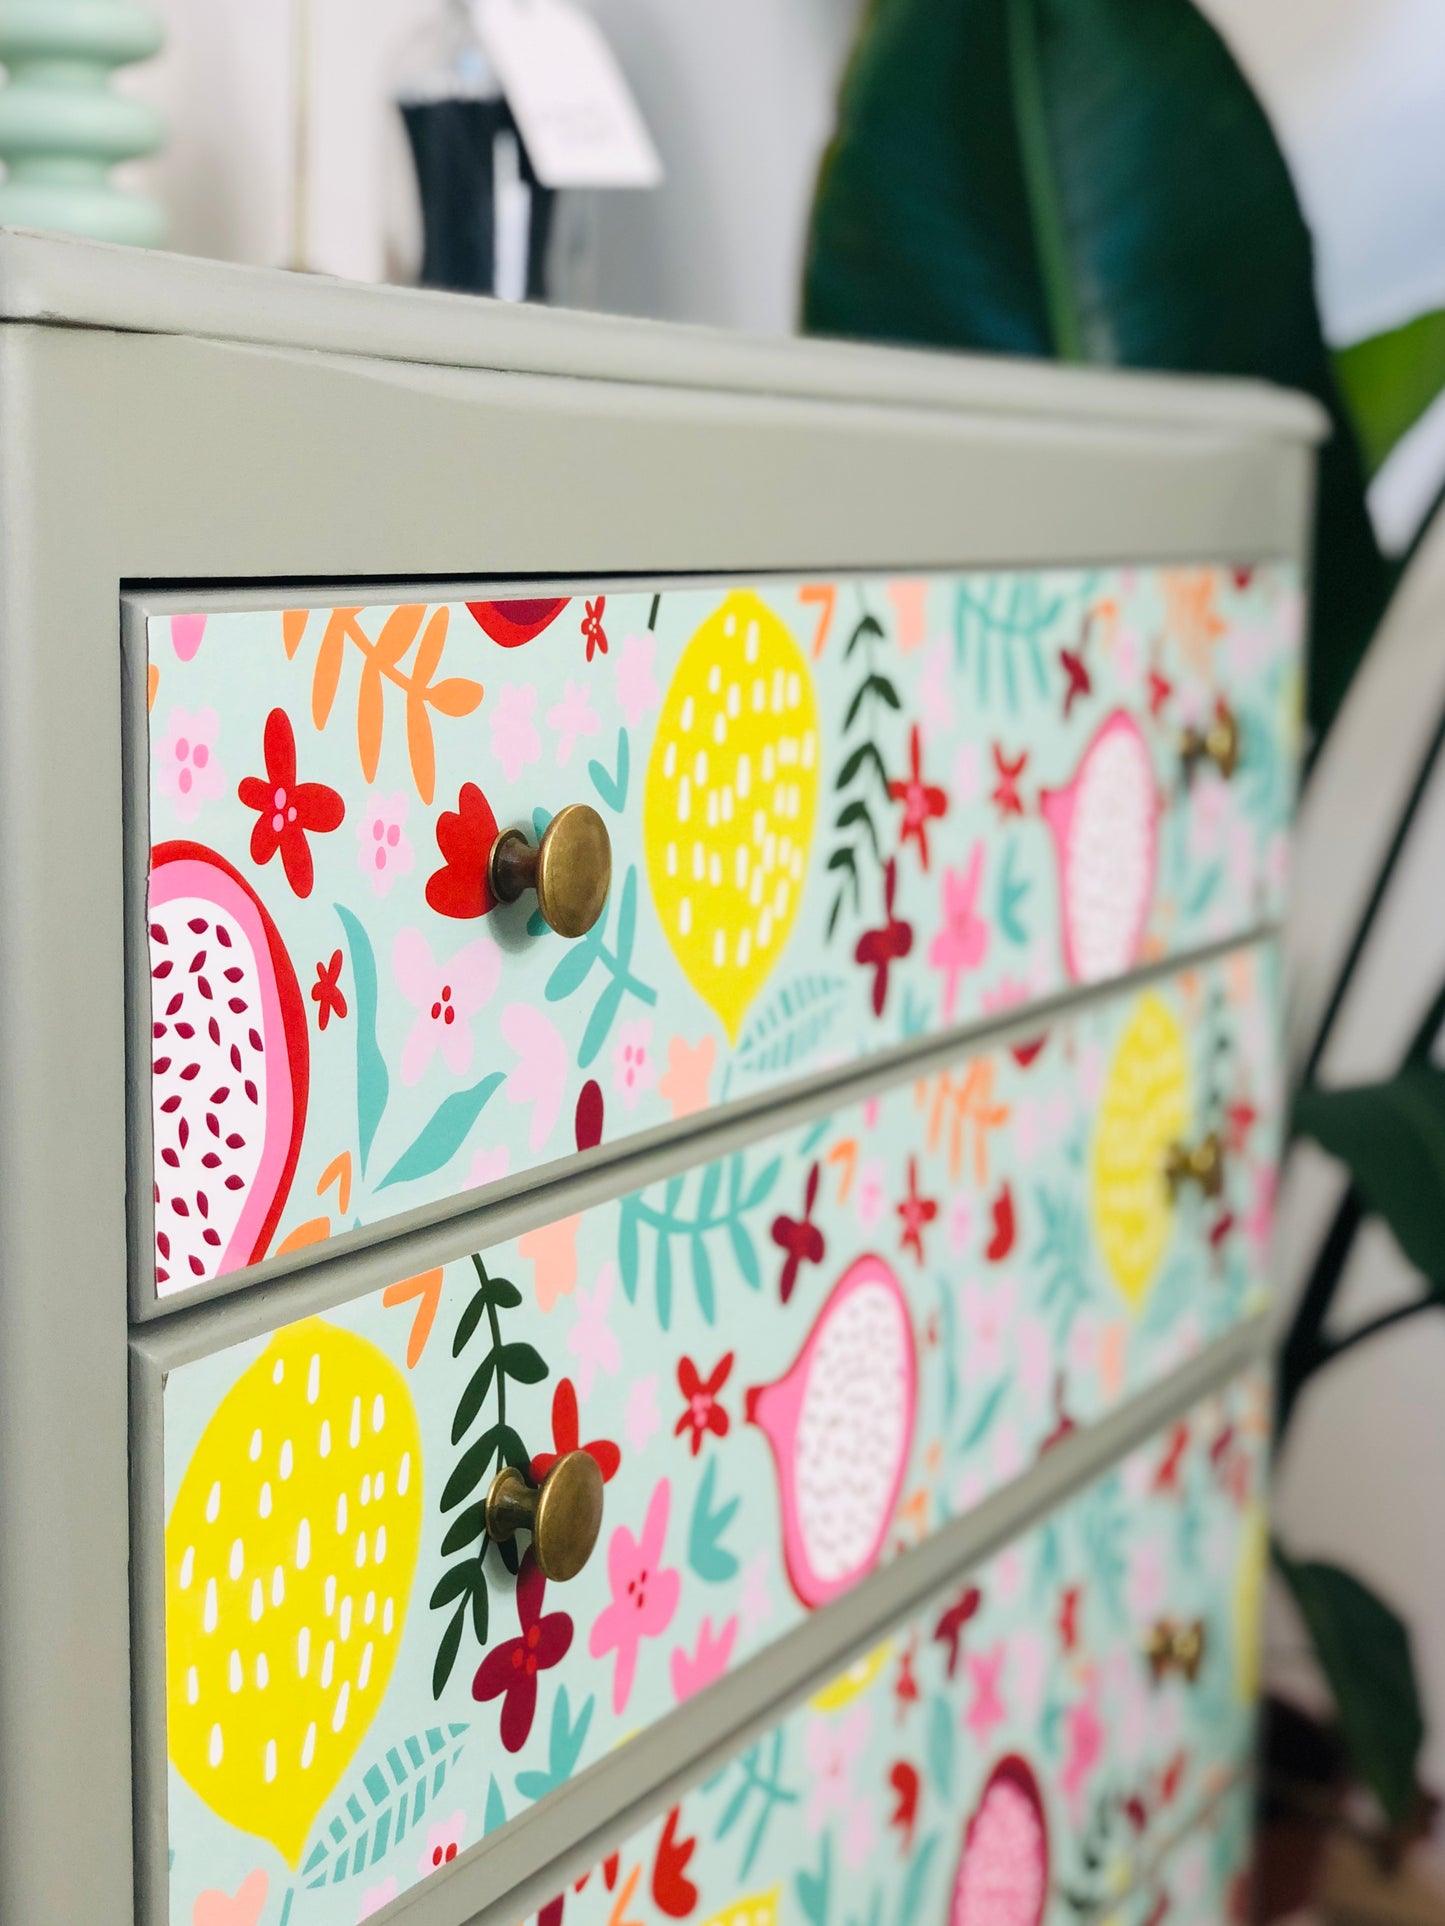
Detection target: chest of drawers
<box><xmin>0</xmin><ymin>228</ymin><xmax>1320</xmax><ymax>1926</ymax></box>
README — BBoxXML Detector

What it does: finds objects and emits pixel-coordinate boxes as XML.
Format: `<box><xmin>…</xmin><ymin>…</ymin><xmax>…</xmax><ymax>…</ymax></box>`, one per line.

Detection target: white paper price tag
<box><xmin>471</xmin><ymin>0</ymin><xmax>663</xmax><ymax>190</ymax></box>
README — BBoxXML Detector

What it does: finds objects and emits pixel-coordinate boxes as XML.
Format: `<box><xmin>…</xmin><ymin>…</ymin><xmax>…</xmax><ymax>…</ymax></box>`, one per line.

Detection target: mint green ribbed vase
<box><xmin>0</xmin><ymin>0</ymin><xmax>165</xmax><ymax>245</ymax></box>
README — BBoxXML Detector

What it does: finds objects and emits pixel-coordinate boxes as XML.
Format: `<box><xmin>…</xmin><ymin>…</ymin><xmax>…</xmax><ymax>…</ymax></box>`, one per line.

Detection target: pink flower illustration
<box><xmin>519</xmin><ymin>1213</ymin><xmax>581</xmax><ymax>1313</ymax></box>
<box><xmin>490</xmin><ymin>681</ymin><xmax>541</xmax><ymax>781</ymax></box>
<box><xmin>567</xmin><ymin>1261</ymin><xmax>622</xmax><ymax>1399</ymax></box>
<box><xmin>928</xmin><ymin>843</ymin><xmax>989</xmax><ymax>1021</ymax></box>
<box><xmin>612</xmin><ymin>1017</ymin><xmax>655</xmax><ymax>1109</ymax></box>
<box><xmin>803</xmin><ymin>1702</ymin><xmax>870</xmax><ymax>1833</ymax></box>
<box><xmin>170</xmin><ymin>612</ymin><xmax>206</xmax><ymax>661</ymax></box>
<box><xmin>156</xmin><ymin>705</ymin><xmax>224</xmax><ymax>823</ymax></box>
<box><xmin>670</xmin><ymin>1613</ymin><xmax>739</xmax><ymax>1703</ymax></box>
<box><xmin>740</xmin><ymin>1548</ymin><xmax>772</xmax><ymax>1632</ymax></box>
<box><xmin>546</xmin><ymin>679</ymin><xmax>601</xmax><ymax>766</ymax></box>
<box><xmin>357</xmin><ymin>790</ymin><xmax>414</xmax><ymax>897</ymax></box>
<box><xmin>961</xmin><ymin>1275</ymin><xmax>1018</xmax><ymax>1385</ymax></box>
<box><xmin>1061</xmin><ymin>1676</ymin><xmax>1104</xmax><ymax>1824</ymax></box>
<box><xmin>588</xmin><ymin>1478</ymin><xmax>681</xmax><ymax>1713</ymax></box>
<box><xmin>1125</xmin><ymin>1537</ymin><xmax>1167</xmax><ymax>1622</ymax></box>
<box><xmin>965</xmin><ymin>1644</ymin><xmax>1007</xmax><ymax>1741</ymax></box>
<box><xmin>624</xmin><ymin>1373</ymin><xmax>662</xmax><ymax>1450</ymax></box>
<box><xmin>1016</xmin><ymin>1316</ymin><xmax>1052</xmax><ymax>1408</ymax></box>
<box><xmin>855</xmin><ymin>1160</ymin><xmax>887</xmax><ymax>1230</ymax></box>
<box><xmin>417</xmin><ymin>1810</ymin><xmax>467</xmax><ymax>1877</ymax></box>
<box><xmin>502</xmin><ymin>1003</ymin><xmax>567</xmax><ymax>1151</ymax></box>
<box><xmin>393</xmin><ymin>927</ymin><xmax>501</xmax><ymax>1086</ymax></box>
<box><xmin>946</xmin><ymin>1191</ymin><xmax>975</xmax><ymax>1256</ymax></box>
<box><xmin>657</xmin><ymin>1034</ymin><xmax>715</xmax><ymax>1119</ymax></box>
<box><xmin>359</xmin><ymin>1877</ymin><xmax>399</xmax><ymax>1918</ymax></box>
<box><xmin>468</xmin><ymin>1144</ymin><xmax>511</xmax><ymax>1189</ymax></box>
<box><xmin>614</xmin><ymin>632</ymin><xmax>661</xmax><ymax>726</ymax></box>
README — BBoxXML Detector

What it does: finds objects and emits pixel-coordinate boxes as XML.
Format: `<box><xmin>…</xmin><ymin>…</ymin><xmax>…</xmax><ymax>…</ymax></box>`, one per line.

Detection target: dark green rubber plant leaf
<box><xmin>803</xmin><ymin>0</ymin><xmax>1392</xmax><ymax>746</ymax></box>
<box><xmin>1293</xmin><ymin>1064</ymin><xmax>1445</xmax><ymax>1284</ymax></box>
<box><xmin>1276</xmin><ymin>1551</ymin><xmax>1424</xmax><ymax>1825</ymax></box>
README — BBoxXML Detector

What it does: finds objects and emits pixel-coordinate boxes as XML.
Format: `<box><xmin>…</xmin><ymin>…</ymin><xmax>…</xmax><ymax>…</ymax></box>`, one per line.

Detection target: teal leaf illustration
<box><xmin>299</xmin><ymin>1725</ymin><xmax>468</xmax><ymax>1888</ymax></box>
<box><xmin>588</xmin><ymin>726</ymin><xmax>631</xmax><ymax>813</ymax></box>
<box><xmin>728</xmin><ymin>1219</ymin><xmax>760</xmax><ymax>1291</ymax></box>
<box><xmin>655</xmin><ymin>1228</ymin><xmax>674</xmax><ymax>1329</ymax></box>
<box><xmin>797</xmin><ymin>1833</ymin><xmax>833</xmax><ymax>1926</ymax></box>
<box><xmin>736</xmin><ymin>975</ymin><xmax>848</xmax><ymax>1074</ymax></box>
<box><xmin>377</xmin><ymin>1073</ymin><xmax>505</xmax><ymax>1190</ymax></box>
<box><xmin>578</xmin><ymin>974</ymin><xmax>626</xmax><ymax>1069</ymax></box>
<box><xmin>545</xmin><ymin>929</ymin><xmax>601</xmax><ymax>1004</ymax></box>
<box><xmin>925</xmin><ymin>1696</ymin><xmax>954</xmax><ymax>1798</ymax></box>
<box><xmin>692</xmin><ymin>1234</ymin><xmax>716</xmax><ymax>1323</ymax></box>
<box><xmin>335</xmin><ymin>904</ymin><xmax>389</xmax><ymax>1176</ymax></box>
<box><xmin>895</xmin><ymin>1832</ymin><xmax>940</xmax><ymax>1926</ymax></box>
<box><xmin>996</xmin><ymin>841</ymin><xmax>1031</xmax><ymax>946</ymax></box>
<box><xmin>960</xmin><ymin>1378</ymin><xmax>1009</xmax><ymax>1453</ymax></box>
<box><xmin>689</xmin><ymin>1458</ymin><xmax>742</xmax><ymax>1582</ymax></box>
<box><xmin>618</xmin><ymin>1199</ymin><xmax>640</xmax><ymax>1303</ymax></box>
<box><xmin>746</xmin><ymin>1157</ymin><xmax>782</xmax><ymax>1209</ymax></box>
<box><xmin>514</xmin><ymin>1687</ymin><xmax>595</xmax><ymax>1802</ymax></box>
<box><xmin>614</xmin><ymin>864</ymin><xmax>638</xmax><ymax>967</ymax></box>
<box><xmin>484</xmin><ymin>1774</ymin><xmax>507</xmax><ymax>1836</ymax></box>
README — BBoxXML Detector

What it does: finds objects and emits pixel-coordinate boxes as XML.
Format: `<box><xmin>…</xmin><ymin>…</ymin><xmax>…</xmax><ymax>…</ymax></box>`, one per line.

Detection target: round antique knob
<box><xmin>1164</xmin><ymin>1131</ymin><xmax>1224</xmax><ymax>1201</ymax></box>
<box><xmin>484</xmin><ymin>1450</ymin><xmax>604</xmax><ymax>1582</ymax></box>
<box><xmin>1180</xmin><ymin>703</ymin><xmax>1241</xmax><ymax>781</ymax></box>
<box><xmin>489</xmin><ymin>803</ymin><xmax>612</xmax><ymax>938</ymax></box>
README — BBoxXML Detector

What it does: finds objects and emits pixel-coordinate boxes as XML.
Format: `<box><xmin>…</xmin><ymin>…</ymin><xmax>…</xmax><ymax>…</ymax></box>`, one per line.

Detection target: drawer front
<box><xmin>524</xmin><ymin>1373</ymin><xmax>1266</xmax><ymax>1926</ymax></box>
<box><xmin>137</xmin><ymin>562</ymin><xmax>1300</xmax><ymax>1301</ymax></box>
<box><xmin>148</xmin><ymin>951</ymin><xmax>1278</xmax><ymax>1922</ymax></box>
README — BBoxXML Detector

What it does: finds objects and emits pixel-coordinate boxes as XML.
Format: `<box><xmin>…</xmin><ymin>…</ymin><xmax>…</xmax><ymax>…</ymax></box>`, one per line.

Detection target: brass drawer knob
<box><xmin>1144</xmin><ymin>1617</ymin><xmax>1206</xmax><ymax>1683</ymax></box>
<box><xmin>489</xmin><ymin>803</ymin><xmax>612</xmax><ymax>938</ymax></box>
<box><xmin>1164</xmin><ymin>1130</ymin><xmax>1224</xmax><ymax>1200</ymax></box>
<box><xmin>1180</xmin><ymin>702</ymin><xmax>1241</xmax><ymax>780</ymax></box>
<box><xmin>485</xmin><ymin>1450</ymin><xmax>605</xmax><ymax>1582</ymax></box>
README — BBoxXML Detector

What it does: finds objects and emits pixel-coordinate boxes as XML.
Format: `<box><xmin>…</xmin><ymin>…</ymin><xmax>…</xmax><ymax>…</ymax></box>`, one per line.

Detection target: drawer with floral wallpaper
<box><xmin>139</xmin><ymin>947</ymin><xmax>1279</xmax><ymax>1924</ymax></box>
<box><xmin>525</xmin><ymin>1372</ymin><xmax>1269</xmax><ymax>1926</ymax></box>
<box><xmin>131</xmin><ymin>561</ymin><xmax>1300</xmax><ymax>1305</ymax></box>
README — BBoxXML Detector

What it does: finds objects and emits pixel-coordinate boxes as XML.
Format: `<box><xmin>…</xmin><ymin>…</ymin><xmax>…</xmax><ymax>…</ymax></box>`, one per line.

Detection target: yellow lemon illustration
<box><xmin>1091</xmin><ymin>992</ymin><xmax>1191</xmax><ymax>1309</ymax></box>
<box><xmin>1232</xmin><ymin>1502</ymin><xmax>1268</xmax><ymax>1703</ymax></box>
<box><xmin>809</xmin><ymin>1639</ymin><xmax>893</xmax><ymax>1712</ymax></box>
<box><xmin>701</xmin><ymin>1887</ymin><xmax>781</xmax><ymax>1926</ymax></box>
<box><xmin>645</xmin><ymin>592</ymin><xmax>820</xmax><ymax>1041</ymax></box>
<box><xmin>165</xmin><ymin>1318</ymin><xmax>423</xmax><ymax>1867</ymax></box>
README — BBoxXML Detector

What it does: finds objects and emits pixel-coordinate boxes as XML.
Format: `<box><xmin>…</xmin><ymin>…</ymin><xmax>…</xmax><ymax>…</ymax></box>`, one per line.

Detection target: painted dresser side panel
<box><xmin>140</xmin><ymin>563</ymin><xmax>1300</xmax><ymax>1302</ymax></box>
<box><xmin>151</xmin><ymin>950</ymin><xmax>1279</xmax><ymax>1923</ymax></box>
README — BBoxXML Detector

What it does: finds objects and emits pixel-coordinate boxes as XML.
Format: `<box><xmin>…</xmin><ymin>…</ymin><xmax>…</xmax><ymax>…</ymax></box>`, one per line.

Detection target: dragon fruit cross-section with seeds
<box><xmin>148</xmin><ymin>843</ymin><xmax>308</xmax><ymax>1295</ymax></box>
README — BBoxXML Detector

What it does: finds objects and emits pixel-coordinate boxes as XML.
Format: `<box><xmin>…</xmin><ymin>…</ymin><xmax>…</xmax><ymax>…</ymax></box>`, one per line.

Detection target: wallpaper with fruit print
<box><xmin>141</xmin><ymin>564</ymin><xmax>1300</xmax><ymax>1301</ymax></box>
<box><xmin>518</xmin><ymin>1371</ymin><xmax>1267</xmax><ymax>1926</ymax></box>
<box><xmin>155</xmin><ymin>950</ymin><xmax>1279</xmax><ymax>1924</ymax></box>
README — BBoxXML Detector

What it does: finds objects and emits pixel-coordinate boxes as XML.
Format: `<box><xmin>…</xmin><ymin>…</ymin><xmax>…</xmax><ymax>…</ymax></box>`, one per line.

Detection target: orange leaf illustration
<box><xmin>411</xmin><ymin>605</ymin><xmax>448</xmax><ymax>689</ymax></box>
<box><xmin>800</xmin><ymin>582</ymin><xmax>836</xmax><ymax>659</ymax></box>
<box><xmin>382</xmin><ymin>1268</ymin><xmax>445</xmax><ymax>1369</ymax></box>
<box><xmin>147</xmin><ymin>662</ymin><xmax>159</xmax><ymax>713</ymax></box>
<box><xmin>357</xmin><ymin>659</ymin><xmax>385</xmax><ymax>783</ymax></box>
<box><xmin>826</xmin><ymin>1137</ymin><xmax>858</xmax><ymax>1202</ymax></box>
<box><xmin>405</xmin><ymin>693</ymin><xmax>435</xmax><ymax>806</ymax></box>
<box><xmin>316</xmin><ymin>1150</ymin><xmax>353</xmax><ymax>1216</ymax></box>
<box><xmin>606</xmin><ymin>1864</ymin><xmax>644</xmax><ymax>1926</ymax></box>
<box><xmin>275</xmin><ymin>1216</ymin><xmax>330</xmax><ymax>1256</ymax></box>
<box><xmin>282</xmin><ymin>608</ymin><xmax>310</xmax><ymax>659</ymax></box>
<box><xmin>375</xmin><ymin>603</ymin><xmax>426</xmax><ymax>670</ymax></box>
<box><xmin>312</xmin><ymin>609</ymin><xmax>353</xmax><ymax>728</ymax></box>
<box><xmin>427</xmin><ymin>676</ymin><xmax>484</xmax><ymax>718</ymax></box>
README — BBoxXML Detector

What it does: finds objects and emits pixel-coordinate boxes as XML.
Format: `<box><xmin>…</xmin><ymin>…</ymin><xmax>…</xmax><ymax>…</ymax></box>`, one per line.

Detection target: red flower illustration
<box><xmin>472</xmin><ymin>1550</ymin><xmax>573</xmax><ymax>1751</ymax></box>
<box><xmin>530</xmin><ymin>1377</ymin><xmax>621</xmax><ymax>1485</ymax></box>
<box><xmin>770</xmin><ymin>1160</ymin><xmax>825</xmax><ymax>1304</ymax></box>
<box><xmin>887</xmin><ymin>724</ymin><xmax>947</xmax><ymax>868</ymax></box>
<box><xmin>675</xmin><ymin>1352</ymin><xmax>733</xmax><ymax>1455</ymax></box>
<box><xmin>237</xmin><ymin>707</ymin><xmax>344</xmax><ymax>899</ymax></box>
<box><xmin>991</xmin><ymin>743</ymin><xmax>1028</xmax><ymax>818</ymax></box>
<box><xmin>581</xmin><ymin>596</ymin><xmax>609</xmax><ymax>662</ymax></box>
<box><xmin>897</xmin><ymin>1155</ymin><xmax>937</xmax><ymax>1264</ymax></box>
<box><xmin>855</xmin><ymin>859</ymin><xmax>913</xmax><ymax>1017</ymax></box>
<box><xmin>426</xmin><ymin>781</ymin><xmax>500</xmax><ymax>919</ymax></box>
<box><xmin>311</xmin><ymin>949</ymin><xmax>347</xmax><ymax>1030</ymax></box>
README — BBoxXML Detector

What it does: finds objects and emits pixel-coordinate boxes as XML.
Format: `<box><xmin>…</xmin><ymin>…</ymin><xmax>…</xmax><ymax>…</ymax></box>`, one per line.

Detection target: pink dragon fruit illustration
<box><xmin>950</xmin><ymin>1756</ymin><xmax>1050</xmax><ymax>1926</ymax></box>
<box><xmin>745</xmin><ymin>1254</ymin><xmax>916</xmax><ymax>1608</ymax></box>
<box><xmin>148</xmin><ymin>842</ymin><xmax>309</xmax><ymax>1295</ymax></box>
<box><xmin>1040</xmin><ymin>709</ymin><xmax>1159</xmax><ymax>984</ymax></box>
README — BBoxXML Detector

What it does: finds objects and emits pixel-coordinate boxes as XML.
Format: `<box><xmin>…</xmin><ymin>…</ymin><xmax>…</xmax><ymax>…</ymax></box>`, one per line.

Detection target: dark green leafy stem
<box><xmin>545</xmin><ymin>864</ymin><xmax>657</xmax><ymax>1066</ymax></box>
<box><xmin>430</xmin><ymin>1255</ymin><xmax>546</xmax><ymax>1699</ymax></box>
<box><xmin>617</xmin><ymin>1151</ymin><xmax>781</xmax><ymax>1329</ymax></box>
<box><xmin>825</xmin><ymin>611</ymin><xmax>899</xmax><ymax>941</ymax></box>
